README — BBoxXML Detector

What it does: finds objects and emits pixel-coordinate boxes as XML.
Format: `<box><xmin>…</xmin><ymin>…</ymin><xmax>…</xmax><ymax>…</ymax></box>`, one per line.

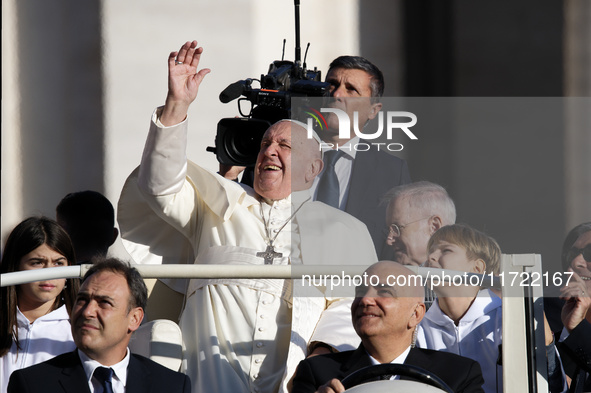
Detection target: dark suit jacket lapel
<box><xmin>341</xmin><ymin>345</ymin><xmax>374</xmax><ymax>377</ymax></box>
<box><xmin>401</xmin><ymin>348</ymin><xmax>440</xmax><ymax>383</ymax></box>
<box><xmin>344</xmin><ymin>147</ymin><xmax>375</xmax><ymax>218</ymax></box>
<box><xmin>125</xmin><ymin>355</ymin><xmax>150</xmax><ymax>393</ymax></box>
<box><xmin>58</xmin><ymin>351</ymin><xmax>92</xmax><ymax>393</ymax></box>
<box><xmin>403</xmin><ymin>347</ymin><xmax>432</xmax><ymax>368</ymax></box>
<box><xmin>344</xmin><ymin>147</ymin><xmax>393</xmax><ymax>258</ymax></box>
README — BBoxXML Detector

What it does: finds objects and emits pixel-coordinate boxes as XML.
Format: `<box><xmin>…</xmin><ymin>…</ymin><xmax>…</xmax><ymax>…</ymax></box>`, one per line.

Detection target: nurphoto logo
<box><xmin>304</xmin><ymin>107</ymin><xmax>418</xmax><ymax>151</ymax></box>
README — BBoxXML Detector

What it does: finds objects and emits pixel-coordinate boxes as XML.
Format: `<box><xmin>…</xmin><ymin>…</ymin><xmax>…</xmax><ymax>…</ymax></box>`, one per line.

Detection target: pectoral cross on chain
<box><xmin>257</xmin><ymin>245</ymin><xmax>283</xmax><ymax>265</ymax></box>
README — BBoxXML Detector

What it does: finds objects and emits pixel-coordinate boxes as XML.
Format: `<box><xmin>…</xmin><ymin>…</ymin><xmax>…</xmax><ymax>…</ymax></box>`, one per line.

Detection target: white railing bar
<box><xmin>1</xmin><ymin>266</ymin><xmax>84</xmax><ymax>287</ymax></box>
<box><xmin>1</xmin><ymin>264</ymin><xmax>499</xmax><ymax>288</ymax></box>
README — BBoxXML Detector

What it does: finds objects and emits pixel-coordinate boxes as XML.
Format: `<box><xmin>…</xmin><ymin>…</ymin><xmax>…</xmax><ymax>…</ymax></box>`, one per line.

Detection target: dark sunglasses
<box><xmin>567</xmin><ymin>244</ymin><xmax>591</xmax><ymax>264</ymax></box>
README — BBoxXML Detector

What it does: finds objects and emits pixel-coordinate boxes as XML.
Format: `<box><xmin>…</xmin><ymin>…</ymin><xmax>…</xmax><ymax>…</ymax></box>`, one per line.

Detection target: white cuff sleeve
<box><xmin>138</xmin><ymin>107</ymin><xmax>188</xmax><ymax>195</ymax></box>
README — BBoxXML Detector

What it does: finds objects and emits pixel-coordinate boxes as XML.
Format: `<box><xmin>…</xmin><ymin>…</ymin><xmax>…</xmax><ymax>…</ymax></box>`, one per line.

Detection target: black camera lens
<box><xmin>215</xmin><ymin>118</ymin><xmax>271</xmax><ymax>166</ymax></box>
<box><xmin>224</xmin><ymin>129</ymin><xmax>262</xmax><ymax>163</ymax></box>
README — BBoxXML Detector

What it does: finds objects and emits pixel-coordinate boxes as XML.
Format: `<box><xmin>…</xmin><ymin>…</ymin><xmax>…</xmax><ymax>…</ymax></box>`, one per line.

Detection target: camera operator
<box><xmin>311</xmin><ymin>56</ymin><xmax>411</xmax><ymax>260</ymax></box>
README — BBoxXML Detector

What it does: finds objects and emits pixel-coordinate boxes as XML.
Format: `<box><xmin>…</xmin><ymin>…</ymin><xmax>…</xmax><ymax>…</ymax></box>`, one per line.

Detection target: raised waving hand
<box><xmin>160</xmin><ymin>40</ymin><xmax>211</xmax><ymax>126</ymax></box>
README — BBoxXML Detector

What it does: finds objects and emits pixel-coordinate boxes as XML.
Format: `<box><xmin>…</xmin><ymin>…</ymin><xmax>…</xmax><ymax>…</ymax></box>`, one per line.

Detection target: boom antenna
<box><xmin>281</xmin><ymin>39</ymin><xmax>286</xmax><ymax>61</ymax></box>
<box><xmin>294</xmin><ymin>0</ymin><xmax>301</xmax><ymax>63</ymax></box>
<box><xmin>303</xmin><ymin>43</ymin><xmax>310</xmax><ymax>69</ymax></box>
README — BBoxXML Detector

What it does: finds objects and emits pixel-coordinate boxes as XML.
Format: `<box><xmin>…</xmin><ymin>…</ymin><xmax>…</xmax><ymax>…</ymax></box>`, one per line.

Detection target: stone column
<box><xmin>564</xmin><ymin>0</ymin><xmax>591</xmax><ymax>229</ymax></box>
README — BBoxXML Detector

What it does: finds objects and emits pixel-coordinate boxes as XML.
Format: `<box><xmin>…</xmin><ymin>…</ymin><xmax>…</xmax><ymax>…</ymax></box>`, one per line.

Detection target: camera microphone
<box><xmin>219</xmin><ymin>79</ymin><xmax>252</xmax><ymax>103</ymax></box>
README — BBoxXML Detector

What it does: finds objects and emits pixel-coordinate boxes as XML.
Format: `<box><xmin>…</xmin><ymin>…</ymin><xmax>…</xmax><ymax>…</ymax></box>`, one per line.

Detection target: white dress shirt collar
<box><xmin>321</xmin><ymin>136</ymin><xmax>360</xmax><ymax>160</ymax></box>
<box><xmin>79</xmin><ymin>348</ymin><xmax>130</xmax><ymax>393</ymax></box>
<box><xmin>367</xmin><ymin>345</ymin><xmax>411</xmax><ymax>366</ymax></box>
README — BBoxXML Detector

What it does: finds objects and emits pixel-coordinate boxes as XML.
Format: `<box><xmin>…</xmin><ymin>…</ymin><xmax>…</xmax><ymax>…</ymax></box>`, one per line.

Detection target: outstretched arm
<box><xmin>135</xmin><ymin>41</ymin><xmax>212</xmax><ymax>238</ymax></box>
<box><xmin>160</xmin><ymin>40</ymin><xmax>211</xmax><ymax>126</ymax></box>
<box><xmin>138</xmin><ymin>40</ymin><xmax>211</xmax><ymax>196</ymax></box>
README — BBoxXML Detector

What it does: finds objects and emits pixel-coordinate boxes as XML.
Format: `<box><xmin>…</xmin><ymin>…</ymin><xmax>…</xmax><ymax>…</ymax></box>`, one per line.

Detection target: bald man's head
<box><xmin>351</xmin><ymin>261</ymin><xmax>426</xmax><ymax>355</ymax></box>
<box><xmin>290</xmin><ymin>121</ymin><xmax>324</xmax><ymax>191</ymax></box>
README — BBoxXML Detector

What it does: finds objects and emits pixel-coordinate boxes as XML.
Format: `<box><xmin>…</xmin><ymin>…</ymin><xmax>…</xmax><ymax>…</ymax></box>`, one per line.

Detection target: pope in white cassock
<box><xmin>117</xmin><ymin>41</ymin><xmax>377</xmax><ymax>393</ymax></box>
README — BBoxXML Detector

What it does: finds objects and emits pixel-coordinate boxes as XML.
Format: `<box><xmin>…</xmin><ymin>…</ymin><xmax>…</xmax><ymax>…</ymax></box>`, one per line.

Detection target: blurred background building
<box><xmin>2</xmin><ymin>0</ymin><xmax>590</xmax><ymax>287</ymax></box>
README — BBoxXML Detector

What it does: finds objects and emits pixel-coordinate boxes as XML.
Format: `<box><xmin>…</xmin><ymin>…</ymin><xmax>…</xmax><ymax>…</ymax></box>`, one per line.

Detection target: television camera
<box><xmin>206</xmin><ymin>0</ymin><xmax>329</xmax><ymax>167</ymax></box>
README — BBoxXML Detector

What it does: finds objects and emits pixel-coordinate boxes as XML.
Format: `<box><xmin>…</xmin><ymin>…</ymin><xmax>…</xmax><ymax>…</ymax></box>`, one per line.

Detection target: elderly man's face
<box><xmin>254</xmin><ymin>122</ymin><xmax>321</xmax><ymax>198</ymax></box>
<box><xmin>386</xmin><ymin>196</ymin><xmax>433</xmax><ymax>266</ymax></box>
<box><xmin>569</xmin><ymin>231</ymin><xmax>591</xmax><ymax>286</ymax></box>
<box><xmin>254</xmin><ymin>122</ymin><xmax>292</xmax><ymax>200</ymax></box>
<box><xmin>324</xmin><ymin>67</ymin><xmax>381</xmax><ymax>140</ymax></box>
<box><xmin>351</xmin><ymin>261</ymin><xmax>423</xmax><ymax>343</ymax></box>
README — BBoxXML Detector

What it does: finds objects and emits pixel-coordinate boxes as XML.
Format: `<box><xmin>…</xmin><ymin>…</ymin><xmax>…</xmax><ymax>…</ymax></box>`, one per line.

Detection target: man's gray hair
<box><xmin>383</xmin><ymin>181</ymin><xmax>456</xmax><ymax>225</ymax></box>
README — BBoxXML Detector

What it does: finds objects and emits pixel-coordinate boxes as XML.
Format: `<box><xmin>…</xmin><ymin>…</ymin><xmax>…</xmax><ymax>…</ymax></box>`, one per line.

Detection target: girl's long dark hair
<box><xmin>0</xmin><ymin>217</ymin><xmax>79</xmax><ymax>356</ymax></box>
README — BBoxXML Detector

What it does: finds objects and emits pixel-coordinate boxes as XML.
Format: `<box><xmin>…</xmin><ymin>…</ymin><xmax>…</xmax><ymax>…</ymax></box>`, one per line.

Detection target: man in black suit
<box><xmin>291</xmin><ymin>261</ymin><xmax>484</xmax><ymax>393</ymax></box>
<box><xmin>312</xmin><ymin>56</ymin><xmax>411</xmax><ymax>259</ymax></box>
<box><xmin>8</xmin><ymin>258</ymin><xmax>190</xmax><ymax>393</ymax></box>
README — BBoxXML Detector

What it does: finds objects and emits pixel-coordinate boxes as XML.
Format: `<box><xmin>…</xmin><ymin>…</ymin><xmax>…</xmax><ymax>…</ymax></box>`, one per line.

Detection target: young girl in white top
<box><xmin>0</xmin><ymin>217</ymin><xmax>80</xmax><ymax>392</ymax></box>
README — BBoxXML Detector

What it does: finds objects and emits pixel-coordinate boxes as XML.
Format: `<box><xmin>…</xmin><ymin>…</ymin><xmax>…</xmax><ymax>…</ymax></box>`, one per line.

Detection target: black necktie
<box><xmin>316</xmin><ymin>149</ymin><xmax>344</xmax><ymax>208</ymax></box>
<box><xmin>94</xmin><ymin>367</ymin><xmax>114</xmax><ymax>393</ymax></box>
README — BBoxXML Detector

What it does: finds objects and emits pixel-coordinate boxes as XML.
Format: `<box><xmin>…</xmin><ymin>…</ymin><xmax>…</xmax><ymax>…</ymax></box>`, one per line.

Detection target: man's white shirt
<box><xmin>79</xmin><ymin>348</ymin><xmax>130</xmax><ymax>393</ymax></box>
<box><xmin>368</xmin><ymin>345</ymin><xmax>412</xmax><ymax>380</ymax></box>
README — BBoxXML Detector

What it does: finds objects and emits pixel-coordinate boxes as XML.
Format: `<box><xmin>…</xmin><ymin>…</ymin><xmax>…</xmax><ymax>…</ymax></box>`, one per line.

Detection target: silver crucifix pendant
<box><xmin>257</xmin><ymin>245</ymin><xmax>283</xmax><ymax>265</ymax></box>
